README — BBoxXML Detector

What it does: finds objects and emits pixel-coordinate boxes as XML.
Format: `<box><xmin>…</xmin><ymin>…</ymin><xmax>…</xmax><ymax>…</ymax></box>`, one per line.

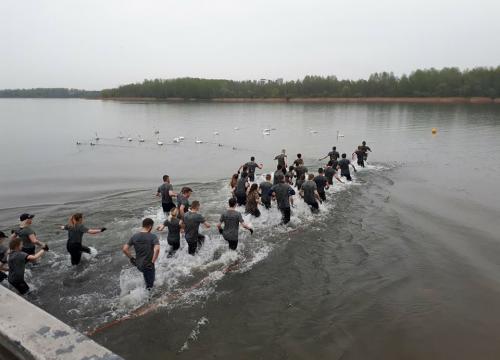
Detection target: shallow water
<box><xmin>1</xmin><ymin>99</ymin><xmax>500</xmax><ymax>359</ymax></box>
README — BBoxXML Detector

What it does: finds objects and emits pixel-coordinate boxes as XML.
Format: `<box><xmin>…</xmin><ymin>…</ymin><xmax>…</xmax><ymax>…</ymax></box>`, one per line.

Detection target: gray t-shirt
<box><xmin>64</xmin><ymin>224</ymin><xmax>89</xmax><ymax>246</ymax></box>
<box><xmin>235</xmin><ymin>177</ymin><xmax>248</xmax><ymax>196</ymax></box>
<box><xmin>314</xmin><ymin>175</ymin><xmax>328</xmax><ymax>193</ymax></box>
<box><xmin>294</xmin><ymin>165</ymin><xmax>308</xmax><ymax>179</ymax></box>
<box><xmin>274</xmin><ymin>154</ymin><xmax>287</xmax><ymax>168</ymax></box>
<box><xmin>302</xmin><ymin>180</ymin><xmax>318</xmax><ymax>203</ymax></box>
<box><xmin>158</xmin><ymin>183</ymin><xmax>174</xmax><ymax>204</ymax></box>
<box><xmin>163</xmin><ymin>217</ymin><xmax>181</xmax><ymax>242</ymax></box>
<box><xmin>273</xmin><ymin>169</ymin><xmax>285</xmax><ymax>185</ymax></box>
<box><xmin>219</xmin><ymin>209</ymin><xmax>244</xmax><ymax>242</ymax></box>
<box><xmin>259</xmin><ymin>181</ymin><xmax>273</xmax><ymax>201</ymax></box>
<box><xmin>270</xmin><ymin>183</ymin><xmax>295</xmax><ymax>209</ymax></box>
<box><xmin>338</xmin><ymin>159</ymin><xmax>351</xmax><ymax>175</ymax></box>
<box><xmin>177</xmin><ymin>194</ymin><xmax>190</xmax><ymax>212</ymax></box>
<box><xmin>127</xmin><ymin>232</ymin><xmax>159</xmax><ymax>270</ymax></box>
<box><xmin>8</xmin><ymin>251</ymin><xmax>28</xmax><ymax>283</ymax></box>
<box><xmin>183</xmin><ymin>212</ymin><xmax>206</xmax><ymax>243</ymax></box>
<box><xmin>16</xmin><ymin>227</ymin><xmax>35</xmax><ymax>251</ymax></box>
<box><xmin>328</xmin><ymin>150</ymin><xmax>340</xmax><ymax>161</ymax></box>
<box><xmin>245</xmin><ymin>161</ymin><xmax>258</xmax><ymax>175</ymax></box>
<box><xmin>0</xmin><ymin>243</ymin><xmax>8</xmax><ymax>263</ymax></box>
<box><xmin>325</xmin><ymin>167</ymin><xmax>336</xmax><ymax>183</ymax></box>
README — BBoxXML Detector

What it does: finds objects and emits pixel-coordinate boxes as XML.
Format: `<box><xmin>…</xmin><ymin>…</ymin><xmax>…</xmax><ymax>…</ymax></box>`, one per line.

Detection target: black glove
<box><xmin>42</xmin><ymin>244</ymin><xmax>49</xmax><ymax>251</ymax></box>
<box><xmin>101</xmin><ymin>227</ymin><xmax>107</xmax><ymax>232</ymax></box>
<box><xmin>130</xmin><ymin>257</ymin><xmax>136</xmax><ymax>266</ymax></box>
<box><xmin>248</xmin><ymin>228</ymin><xmax>254</xmax><ymax>235</ymax></box>
<box><xmin>218</xmin><ymin>228</ymin><xmax>223</xmax><ymax>235</ymax></box>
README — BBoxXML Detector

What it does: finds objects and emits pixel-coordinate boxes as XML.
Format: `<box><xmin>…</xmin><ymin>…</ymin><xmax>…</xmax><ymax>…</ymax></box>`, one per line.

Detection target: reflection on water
<box><xmin>1</xmin><ymin>100</ymin><xmax>500</xmax><ymax>359</ymax></box>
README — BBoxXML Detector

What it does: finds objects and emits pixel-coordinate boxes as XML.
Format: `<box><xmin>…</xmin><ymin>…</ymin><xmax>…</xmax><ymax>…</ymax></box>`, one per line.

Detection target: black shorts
<box><xmin>67</xmin><ymin>243</ymin><xmax>91</xmax><ymax>265</ymax></box>
<box><xmin>235</xmin><ymin>194</ymin><xmax>247</xmax><ymax>206</ymax></box>
<box><xmin>318</xmin><ymin>191</ymin><xmax>326</xmax><ymax>201</ymax></box>
<box><xmin>342</xmin><ymin>173</ymin><xmax>352</xmax><ymax>181</ymax></box>
<box><xmin>248</xmin><ymin>173</ymin><xmax>255</xmax><ymax>182</ymax></box>
<box><xmin>9</xmin><ymin>280</ymin><xmax>29</xmax><ymax>295</ymax></box>
<box><xmin>162</xmin><ymin>202</ymin><xmax>176</xmax><ymax>213</ymax></box>
<box><xmin>306</xmin><ymin>201</ymin><xmax>319</xmax><ymax>211</ymax></box>
<box><xmin>262</xmin><ymin>199</ymin><xmax>271</xmax><ymax>209</ymax></box>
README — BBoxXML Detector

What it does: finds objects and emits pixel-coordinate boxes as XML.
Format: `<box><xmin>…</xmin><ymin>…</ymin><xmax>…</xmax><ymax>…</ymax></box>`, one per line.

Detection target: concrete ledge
<box><xmin>0</xmin><ymin>286</ymin><xmax>123</xmax><ymax>360</ymax></box>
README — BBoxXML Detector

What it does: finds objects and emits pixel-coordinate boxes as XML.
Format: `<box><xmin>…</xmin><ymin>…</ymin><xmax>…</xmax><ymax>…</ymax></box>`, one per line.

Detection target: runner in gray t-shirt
<box><xmin>13</xmin><ymin>213</ymin><xmax>46</xmax><ymax>256</ymax></box>
<box><xmin>217</xmin><ymin>198</ymin><xmax>253</xmax><ymax>250</ymax></box>
<box><xmin>122</xmin><ymin>218</ymin><xmax>160</xmax><ymax>289</ymax></box>
<box><xmin>259</xmin><ymin>174</ymin><xmax>273</xmax><ymax>209</ymax></box>
<box><xmin>300</xmin><ymin>174</ymin><xmax>321</xmax><ymax>213</ymax></box>
<box><xmin>270</xmin><ymin>175</ymin><xmax>296</xmax><ymax>224</ymax></box>
<box><xmin>157</xmin><ymin>175</ymin><xmax>177</xmax><ymax>215</ymax></box>
<box><xmin>182</xmin><ymin>201</ymin><xmax>210</xmax><ymax>255</ymax></box>
<box><xmin>274</xmin><ymin>149</ymin><xmax>287</xmax><ymax>169</ymax></box>
<box><xmin>240</xmin><ymin>156</ymin><xmax>263</xmax><ymax>182</ymax></box>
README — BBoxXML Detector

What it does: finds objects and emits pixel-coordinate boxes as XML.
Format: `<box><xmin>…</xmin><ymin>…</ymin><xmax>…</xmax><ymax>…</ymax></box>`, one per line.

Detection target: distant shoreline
<box><xmin>101</xmin><ymin>97</ymin><xmax>500</xmax><ymax>104</ymax></box>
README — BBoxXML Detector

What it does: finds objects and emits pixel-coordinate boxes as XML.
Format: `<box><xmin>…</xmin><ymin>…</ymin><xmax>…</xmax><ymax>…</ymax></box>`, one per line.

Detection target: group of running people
<box><xmin>0</xmin><ymin>141</ymin><xmax>372</xmax><ymax>293</ymax></box>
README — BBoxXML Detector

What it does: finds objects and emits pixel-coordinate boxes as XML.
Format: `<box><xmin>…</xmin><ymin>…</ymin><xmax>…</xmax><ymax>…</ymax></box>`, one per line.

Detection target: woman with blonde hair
<box><xmin>157</xmin><ymin>207</ymin><xmax>183</xmax><ymax>257</ymax></box>
<box><xmin>61</xmin><ymin>213</ymin><xmax>106</xmax><ymax>265</ymax></box>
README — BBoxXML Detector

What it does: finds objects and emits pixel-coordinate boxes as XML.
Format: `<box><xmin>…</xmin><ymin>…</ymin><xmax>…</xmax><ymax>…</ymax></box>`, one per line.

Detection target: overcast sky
<box><xmin>1</xmin><ymin>0</ymin><xmax>499</xmax><ymax>89</ymax></box>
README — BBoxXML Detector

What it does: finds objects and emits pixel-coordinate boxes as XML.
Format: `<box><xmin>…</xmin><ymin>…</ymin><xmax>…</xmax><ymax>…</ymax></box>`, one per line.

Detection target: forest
<box><xmin>0</xmin><ymin>88</ymin><xmax>100</xmax><ymax>98</ymax></box>
<box><xmin>101</xmin><ymin>67</ymin><xmax>500</xmax><ymax>99</ymax></box>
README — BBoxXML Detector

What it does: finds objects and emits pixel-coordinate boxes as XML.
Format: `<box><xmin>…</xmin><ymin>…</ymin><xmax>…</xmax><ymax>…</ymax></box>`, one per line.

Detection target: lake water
<box><xmin>1</xmin><ymin>99</ymin><xmax>500</xmax><ymax>359</ymax></box>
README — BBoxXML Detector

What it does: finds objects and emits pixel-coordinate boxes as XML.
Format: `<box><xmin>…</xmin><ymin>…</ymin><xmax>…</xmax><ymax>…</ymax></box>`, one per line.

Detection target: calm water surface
<box><xmin>1</xmin><ymin>99</ymin><xmax>500</xmax><ymax>359</ymax></box>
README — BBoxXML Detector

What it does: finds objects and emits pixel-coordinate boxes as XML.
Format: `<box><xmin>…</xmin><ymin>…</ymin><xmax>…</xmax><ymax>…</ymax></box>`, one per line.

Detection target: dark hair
<box><xmin>289</xmin><ymin>166</ymin><xmax>294</xmax><ymax>171</ymax></box>
<box><xmin>297</xmin><ymin>153</ymin><xmax>302</xmax><ymax>158</ymax></box>
<box><xmin>9</xmin><ymin>237</ymin><xmax>21</xmax><ymax>250</ymax></box>
<box><xmin>327</xmin><ymin>160</ymin><xmax>333</xmax><ymax>166</ymax></box>
<box><xmin>228</xmin><ymin>198</ymin><xmax>237</xmax><ymax>207</ymax></box>
<box><xmin>142</xmin><ymin>218</ymin><xmax>154</xmax><ymax>228</ymax></box>
<box><xmin>182</xmin><ymin>187</ymin><xmax>193</xmax><ymax>194</ymax></box>
<box><xmin>308</xmin><ymin>173</ymin><xmax>315</xmax><ymax>180</ymax></box>
<box><xmin>266</xmin><ymin>174</ymin><xmax>272</xmax><ymax>180</ymax></box>
<box><xmin>250</xmin><ymin>156</ymin><xmax>255</xmax><ymax>161</ymax></box>
<box><xmin>162</xmin><ymin>175</ymin><xmax>169</xmax><ymax>182</ymax></box>
<box><xmin>249</xmin><ymin>183</ymin><xmax>258</xmax><ymax>193</ymax></box>
<box><xmin>276</xmin><ymin>174</ymin><xmax>285</xmax><ymax>183</ymax></box>
<box><xmin>318</xmin><ymin>168</ymin><xmax>324</xmax><ymax>174</ymax></box>
<box><xmin>362</xmin><ymin>141</ymin><xmax>366</xmax><ymax>145</ymax></box>
<box><xmin>342</xmin><ymin>153</ymin><xmax>347</xmax><ymax>158</ymax></box>
<box><xmin>68</xmin><ymin>213</ymin><xmax>83</xmax><ymax>228</ymax></box>
<box><xmin>191</xmin><ymin>200</ymin><xmax>200</xmax><ymax>209</ymax></box>
<box><xmin>332</xmin><ymin>146</ymin><xmax>336</xmax><ymax>150</ymax></box>
<box><xmin>242</xmin><ymin>166</ymin><xmax>248</xmax><ymax>172</ymax></box>
<box><xmin>277</xmin><ymin>164</ymin><xmax>282</xmax><ymax>170</ymax></box>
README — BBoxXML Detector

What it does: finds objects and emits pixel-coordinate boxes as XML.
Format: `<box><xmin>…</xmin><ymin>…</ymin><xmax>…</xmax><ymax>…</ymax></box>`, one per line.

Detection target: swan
<box><xmin>234</xmin><ymin>127</ymin><xmax>239</xmax><ymax>131</ymax></box>
<box><xmin>90</xmin><ymin>141</ymin><xmax>96</xmax><ymax>146</ymax></box>
<box><xmin>76</xmin><ymin>141</ymin><xmax>82</xmax><ymax>145</ymax></box>
<box><xmin>195</xmin><ymin>139</ymin><xmax>203</xmax><ymax>144</ymax></box>
<box><xmin>127</xmin><ymin>137</ymin><xmax>133</xmax><ymax>142</ymax></box>
<box><xmin>310</xmin><ymin>130</ymin><xmax>318</xmax><ymax>134</ymax></box>
<box><xmin>178</xmin><ymin>136</ymin><xmax>185</xmax><ymax>141</ymax></box>
<box><xmin>138</xmin><ymin>135</ymin><xmax>145</xmax><ymax>143</ymax></box>
<box><xmin>173</xmin><ymin>137</ymin><xmax>180</xmax><ymax>143</ymax></box>
<box><xmin>157</xmin><ymin>140</ymin><xmax>163</xmax><ymax>146</ymax></box>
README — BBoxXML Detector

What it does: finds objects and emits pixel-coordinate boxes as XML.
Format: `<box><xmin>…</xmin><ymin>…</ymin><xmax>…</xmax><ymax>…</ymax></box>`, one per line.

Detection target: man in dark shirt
<box><xmin>12</xmin><ymin>213</ymin><xmax>47</xmax><ymax>255</ymax></box>
<box><xmin>360</xmin><ymin>141</ymin><xmax>372</xmax><ymax>160</ymax></box>
<box><xmin>259</xmin><ymin>174</ymin><xmax>273</xmax><ymax>209</ymax></box>
<box><xmin>0</xmin><ymin>231</ymin><xmax>9</xmax><ymax>282</ymax></box>
<box><xmin>241</xmin><ymin>156</ymin><xmax>263</xmax><ymax>182</ymax></box>
<box><xmin>8</xmin><ymin>237</ymin><xmax>47</xmax><ymax>295</ymax></box>
<box><xmin>337</xmin><ymin>153</ymin><xmax>357</xmax><ymax>181</ymax></box>
<box><xmin>123</xmin><ymin>218</ymin><xmax>160</xmax><ymax>290</ymax></box>
<box><xmin>234</xmin><ymin>172</ymin><xmax>250</xmax><ymax>206</ymax></box>
<box><xmin>324</xmin><ymin>161</ymin><xmax>343</xmax><ymax>185</ymax></box>
<box><xmin>273</xmin><ymin>165</ymin><xmax>285</xmax><ymax>185</ymax></box>
<box><xmin>177</xmin><ymin>187</ymin><xmax>193</xmax><ymax>219</ymax></box>
<box><xmin>353</xmin><ymin>146</ymin><xmax>366</xmax><ymax>168</ymax></box>
<box><xmin>183</xmin><ymin>201</ymin><xmax>211</xmax><ymax>255</ymax></box>
<box><xmin>217</xmin><ymin>198</ymin><xmax>253</xmax><ymax>250</ymax></box>
<box><xmin>300</xmin><ymin>174</ymin><xmax>321</xmax><ymax>213</ymax></box>
<box><xmin>319</xmin><ymin>146</ymin><xmax>340</xmax><ymax>162</ymax></box>
<box><xmin>293</xmin><ymin>153</ymin><xmax>304</xmax><ymax>167</ymax></box>
<box><xmin>313</xmin><ymin>168</ymin><xmax>329</xmax><ymax>201</ymax></box>
<box><xmin>156</xmin><ymin>175</ymin><xmax>177</xmax><ymax>215</ymax></box>
<box><xmin>270</xmin><ymin>175</ymin><xmax>296</xmax><ymax>225</ymax></box>
<box><xmin>274</xmin><ymin>149</ymin><xmax>287</xmax><ymax>169</ymax></box>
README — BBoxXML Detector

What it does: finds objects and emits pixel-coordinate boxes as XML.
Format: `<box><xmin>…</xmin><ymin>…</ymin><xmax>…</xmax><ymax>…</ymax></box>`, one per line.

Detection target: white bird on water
<box><xmin>127</xmin><ymin>137</ymin><xmax>133</xmax><ymax>142</ymax></box>
<box><xmin>178</xmin><ymin>136</ymin><xmax>185</xmax><ymax>141</ymax></box>
<box><xmin>157</xmin><ymin>140</ymin><xmax>164</xmax><ymax>146</ymax></box>
<box><xmin>213</xmin><ymin>131</ymin><xmax>219</xmax><ymax>135</ymax></box>
<box><xmin>138</xmin><ymin>135</ymin><xmax>145</xmax><ymax>143</ymax></box>
<box><xmin>195</xmin><ymin>139</ymin><xmax>204</xmax><ymax>144</ymax></box>
<box><xmin>173</xmin><ymin>137</ymin><xmax>180</xmax><ymax>143</ymax></box>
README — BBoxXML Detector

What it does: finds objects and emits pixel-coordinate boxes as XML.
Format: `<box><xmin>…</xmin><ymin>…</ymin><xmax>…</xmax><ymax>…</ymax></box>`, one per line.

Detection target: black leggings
<box><xmin>280</xmin><ymin>207</ymin><xmax>291</xmax><ymax>224</ymax></box>
<box><xmin>187</xmin><ymin>235</ymin><xmax>205</xmax><ymax>255</ymax></box>
<box><xmin>262</xmin><ymin>199</ymin><xmax>271</xmax><ymax>209</ymax></box>
<box><xmin>357</xmin><ymin>159</ymin><xmax>365</xmax><ymax>167</ymax></box>
<box><xmin>246</xmin><ymin>208</ymin><xmax>261</xmax><ymax>218</ymax></box>
<box><xmin>306</xmin><ymin>201</ymin><xmax>319</xmax><ymax>213</ymax></box>
<box><xmin>167</xmin><ymin>240</ymin><xmax>180</xmax><ymax>256</ymax></box>
<box><xmin>235</xmin><ymin>194</ymin><xmax>247</xmax><ymax>206</ymax></box>
<box><xmin>9</xmin><ymin>280</ymin><xmax>29</xmax><ymax>295</ymax></box>
<box><xmin>318</xmin><ymin>191</ymin><xmax>326</xmax><ymax>201</ymax></box>
<box><xmin>67</xmin><ymin>243</ymin><xmax>91</xmax><ymax>265</ymax></box>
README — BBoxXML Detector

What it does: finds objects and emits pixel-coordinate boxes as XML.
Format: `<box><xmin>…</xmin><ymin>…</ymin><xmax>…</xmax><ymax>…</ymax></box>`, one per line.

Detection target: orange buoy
<box><xmin>432</xmin><ymin>128</ymin><xmax>437</xmax><ymax>134</ymax></box>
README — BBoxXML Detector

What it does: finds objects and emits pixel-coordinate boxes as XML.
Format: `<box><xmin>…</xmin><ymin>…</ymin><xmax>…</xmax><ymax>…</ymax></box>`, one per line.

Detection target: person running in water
<box><xmin>319</xmin><ymin>146</ymin><xmax>340</xmax><ymax>162</ymax></box>
<box><xmin>234</xmin><ymin>170</ymin><xmax>250</xmax><ymax>206</ymax></box>
<box><xmin>273</xmin><ymin>164</ymin><xmax>285</xmax><ymax>185</ymax></box>
<box><xmin>324</xmin><ymin>161</ymin><xmax>343</xmax><ymax>185</ymax></box>
<box><xmin>274</xmin><ymin>149</ymin><xmax>287</xmax><ymax>169</ymax></box>
<box><xmin>337</xmin><ymin>153</ymin><xmax>357</xmax><ymax>181</ymax></box>
<box><xmin>313</xmin><ymin>168</ymin><xmax>329</xmax><ymax>202</ymax></box>
<box><xmin>270</xmin><ymin>175</ymin><xmax>296</xmax><ymax>225</ymax></box>
<box><xmin>61</xmin><ymin>213</ymin><xmax>106</xmax><ymax>266</ymax></box>
<box><xmin>0</xmin><ymin>231</ymin><xmax>8</xmax><ymax>283</ymax></box>
<box><xmin>353</xmin><ymin>146</ymin><xmax>366</xmax><ymax>168</ymax></box>
<box><xmin>11</xmin><ymin>213</ymin><xmax>47</xmax><ymax>255</ymax></box>
<box><xmin>177</xmin><ymin>187</ymin><xmax>193</xmax><ymax>219</ymax></box>
<box><xmin>285</xmin><ymin>166</ymin><xmax>295</xmax><ymax>186</ymax></box>
<box><xmin>241</xmin><ymin>156</ymin><xmax>263</xmax><ymax>182</ymax></box>
<box><xmin>157</xmin><ymin>207</ymin><xmax>183</xmax><ymax>257</ymax></box>
<box><xmin>259</xmin><ymin>174</ymin><xmax>273</xmax><ymax>209</ymax></box>
<box><xmin>245</xmin><ymin>183</ymin><xmax>261</xmax><ymax>217</ymax></box>
<box><xmin>293</xmin><ymin>153</ymin><xmax>304</xmax><ymax>167</ymax></box>
<box><xmin>294</xmin><ymin>162</ymin><xmax>308</xmax><ymax>184</ymax></box>
<box><xmin>156</xmin><ymin>175</ymin><xmax>177</xmax><ymax>215</ymax></box>
<box><xmin>217</xmin><ymin>198</ymin><xmax>253</xmax><ymax>250</ymax></box>
<box><xmin>122</xmin><ymin>218</ymin><xmax>159</xmax><ymax>290</ymax></box>
<box><xmin>300</xmin><ymin>174</ymin><xmax>322</xmax><ymax>213</ymax></box>
<box><xmin>7</xmin><ymin>237</ymin><xmax>48</xmax><ymax>295</ymax></box>
<box><xmin>295</xmin><ymin>174</ymin><xmax>306</xmax><ymax>192</ymax></box>
<box><xmin>360</xmin><ymin>141</ymin><xmax>372</xmax><ymax>160</ymax></box>
<box><xmin>229</xmin><ymin>174</ymin><xmax>239</xmax><ymax>197</ymax></box>
<box><xmin>183</xmin><ymin>201</ymin><xmax>210</xmax><ymax>255</ymax></box>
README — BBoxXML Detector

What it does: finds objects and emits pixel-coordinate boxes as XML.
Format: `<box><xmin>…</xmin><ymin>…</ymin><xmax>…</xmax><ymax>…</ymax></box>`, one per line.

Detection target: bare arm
<box><xmin>28</xmin><ymin>233</ymin><xmax>45</xmax><ymax>247</ymax></box>
<box><xmin>179</xmin><ymin>205</ymin><xmax>186</xmax><ymax>219</ymax></box>
<box><xmin>168</xmin><ymin>190</ymin><xmax>177</xmax><ymax>197</ymax></box>
<box><xmin>27</xmin><ymin>249</ymin><xmax>45</xmax><ymax>262</ymax></box>
<box><xmin>152</xmin><ymin>245</ymin><xmax>160</xmax><ymax>263</ymax></box>
<box><xmin>351</xmin><ymin>163</ymin><xmax>357</xmax><ymax>172</ymax></box>
<box><xmin>87</xmin><ymin>228</ymin><xmax>104</xmax><ymax>235</ymax></box>
<box><xmin>257</xmin><ymin>163</ymin><xmax>263</xmax><ymax>169</ymax></box>
<box><xmin>157</xmin><ymin>224</ymin><xmax>166</xmax><ymax>231</ymax></box>
<box><xmin>335</xmin><ymin>174</ymin><xmax>344</xmax><ymax>183</ymax></box>
<box><xmin>122</xmin><ymin>244</ymin><xmax>132</xmax><ymax>259</ymax></box>
<box><xmin>314</xmin><ymin>190</ymin><xmax>321</xmax><ymax>202</ymax></box>
<box><xmin>203</xmin><ymin>221</ymin><xmax>211</xmax><ymax>229</ymax></box>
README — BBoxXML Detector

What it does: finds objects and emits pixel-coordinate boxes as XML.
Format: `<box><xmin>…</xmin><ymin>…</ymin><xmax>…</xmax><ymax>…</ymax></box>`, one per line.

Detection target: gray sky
<box><xmin>1</xmin><ymin>0</ymin><xmax>499</xmax><ymax>90</ymax></box>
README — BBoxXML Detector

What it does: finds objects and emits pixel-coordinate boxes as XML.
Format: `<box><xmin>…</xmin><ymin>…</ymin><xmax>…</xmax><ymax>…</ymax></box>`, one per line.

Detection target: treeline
<box><xmin>0</xmin><ymin>88</ymin><xmax>100</xmax><ymax>98</ymax></box>
<box><xmin>101</xmin><ymin>67</ymin><xmax>500</xmax><ymax>99</ymax></box>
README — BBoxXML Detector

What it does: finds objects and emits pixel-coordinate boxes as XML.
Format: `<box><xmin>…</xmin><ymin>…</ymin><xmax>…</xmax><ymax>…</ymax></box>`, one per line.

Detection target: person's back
<box><xmin>328</xmin><ymin>150</ymin><xmax>340</xmax><ymax>161</ymax></box>
<box><xmin>8</xmin><ymin>250</ymin><xmax>28</xmax><ymax>284</ymax></box>
<box><xmin>314</xmin><ymin>174</ymin><xmax>328</xmax><ymax>193</ymax></box>
<box><xmin>271</xmin><ymin>183</ymin><xmax>293</xmax><ymax>209</ymax></box>
<box><xmin>295</xmin><ymin>164</ymin><xmax>308</xmax><ymax>180</ymax></box>
<box><xmin>164</xmin><ymin>217</ymin><xmax>181</xmax><ymax>243</ymax></box>
<box><xmin>220</xmin><ymin>209</ymin><xmax>243</xmax><ymax>242</ymax></box>
<box><xmin>273</xmin><ymin>169</ymin><xmax>284</xmax><ymax>185</ymax></box>
<box><xmin>183</xmin><ymin>211</ymin><xmax>205</xmax><ymax>243</ymax></box>
<box><xmin>245</xmin><ymin>161</ymin><xmax>257</xmax><ymax>177</ymax></box>
<box><xmin>275</xmin><ymin>154</ymin><xmax>286</xmax><ymax>168</ymax></box>
<box><xmin>64</xmin><ymin>223</ymin><xmax>88</xmax><ymax>246</ymax></box>
<box><xmin>128</xmin><ymin>232</ymin><xmax>158</xmax><ymax>270</ymax></box>
<box><xmin>235</xmin><ymin>176</ymin><xmax>248</xmax><ymax>196</ymax></box>
<box><xmin>158</xmin><ymin>183</ymin><xmax>173</xmax><ymax>204</ymax></box>
<box><xmin>16</xmin><ymin>226</ymin><xmax>35</xmax><ymax>253</ymax></box>
<box><xmin>259</xmin><ymin>177</ymin><xmax>273</xmax><ymax>209</ymax></box>
<box><xmin>295</xmin><ymin>175</ymin><xmax>306</xmax><ymax>191</ymax></box>
<box><xmin>302</xmin><ymin>180</ymin><xmax>317</xmax><ymax>204</ymax></box>
<box><xmin>338</xmin><ymin>158</ymin><xmax>350</xmax><ymax>175</ymax></box>
<box><xmin>325</xmin><ymin>166</ymin><xmax>336</xmax><ymax>184</ymax></box>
